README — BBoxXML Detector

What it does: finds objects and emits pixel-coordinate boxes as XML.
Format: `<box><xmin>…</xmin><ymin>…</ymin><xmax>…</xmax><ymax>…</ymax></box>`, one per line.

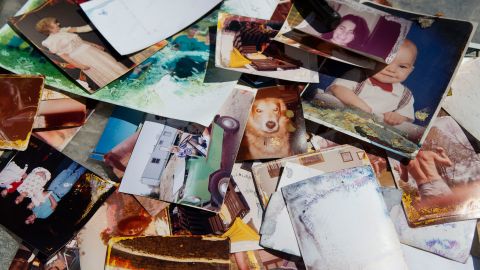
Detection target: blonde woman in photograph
<box><xmin>36</xmin><ymin>17</ymin><xmax>128</xmax><ymax>88</ymax></box>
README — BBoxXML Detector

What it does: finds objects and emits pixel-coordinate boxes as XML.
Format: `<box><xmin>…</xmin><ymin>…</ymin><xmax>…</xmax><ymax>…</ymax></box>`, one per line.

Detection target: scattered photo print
<box><xmin>170</xmin><ymin>163</ymin><xmax>263</xmax><ymax>253</ymax></box>
<box><xmin>8</xmin><ymin>0</ymin><xmax>165</xmax><ymax>92</ymax></box>
<box><xmin>389</xmin><ymin>198</ymin><xmax>476</xmax><ymax>263</ymax></box>
<box><xmin>90</xmin><ymin>106</ymin><xmax>145</xmax><ymax>178</ymax></box>
<box><xmin>215</xmin><ymin>12</ymin><xmax>319</xmax><ymax>83</ymax></box>
<box><xmin>33</xmin><ymin>88</ymin><xmax>88</xmax><ymax>130</ymax></box>
<box><xmin>230</xmin><ymin>249</ymin><xmax>305</xmax><ymax>270</ymax></box>
<box><xmin>389</xmin><ymin>116</ymin><xmax>480</xmax><ymax>226</ymax></box>
<box><xmin>306</xmin><ymin>121</ymin><xmax>395</xmax><ymax>187</ymax></box>
<box><xmin>0</xmin><ymin>74</ymin><xmax>44</xmax><ymax>151</ymax></box>
<box><xmin>282</xmin><ymin>166</ymin><xmax>407</xmax><ymax>270</ymax></box>
<box><xmin>105</xmin><ymin>236</ymin><xmax>230</xmax><ymax>270</ymax></box>
<box><xmin>251</xmin><ymin>144</ymin><xmax>370</xmax><ymax>207</ymax></box>
<box><xmin>302</xmin><ymin>2</ymin><xmax>474</xmax><ymax>158</ymax></box>
<box><xmin>9</xmin><ymin>239</ymin><xmax>80</xmax><ymax>270</ymax></box>
<box><xmin>77</xmin><ymin>191</ymin><xmax>170</xmax><ymax>270</ymax></box>
<box><xmin>260</xmin><ymin>146</ymin><xmax>371</xmax><ymax>256</ymax></box>
<box><xmin>238</xmin><ymin>84</ymin><xmax>307</xmax><ymax>160</ymax></box>
<box><xmin>0</xmin><ymin>136</ymin><xmax>115</xmax><ymax>259</ymax></box>
<box><xmin>285</xmin><ymin>0</ymin><xmax>411</xmax><ymax>63</ymax></box>
<box><xmin>120</xmin><ymin>86</ymin><xmax>256</xmax><ymax>212</ymax></box>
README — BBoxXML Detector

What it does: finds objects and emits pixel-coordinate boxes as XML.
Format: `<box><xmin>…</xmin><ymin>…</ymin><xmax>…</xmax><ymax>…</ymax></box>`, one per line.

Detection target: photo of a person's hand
<box><xmin>383</xmin><ymin>111</ymin><xmax>407</xmax><ymax>126</ymax></box>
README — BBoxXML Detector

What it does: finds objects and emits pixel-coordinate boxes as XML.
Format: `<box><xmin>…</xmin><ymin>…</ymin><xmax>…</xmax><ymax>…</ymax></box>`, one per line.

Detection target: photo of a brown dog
<box><xmin>238</xmin><ymin>85</ymin><xmax>308</xmax><ymax>160</ymax></box>
<box><xmin>243</xmin><ymin>97</ymin><xmax>292</xmax><ymax>159</ymax></box>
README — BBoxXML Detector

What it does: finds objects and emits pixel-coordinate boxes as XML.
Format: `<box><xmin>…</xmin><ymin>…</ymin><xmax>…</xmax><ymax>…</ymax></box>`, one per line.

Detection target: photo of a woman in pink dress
<box><xmin>35</xmin><ymin>17</ymin><xmax>128</xmax><ymax>89</ymax></box>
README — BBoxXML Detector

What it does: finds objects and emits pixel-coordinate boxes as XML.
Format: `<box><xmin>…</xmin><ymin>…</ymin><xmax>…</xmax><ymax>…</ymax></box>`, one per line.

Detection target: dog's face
<box><xmin>249</xmin><ymin>98</ymin><xmax>287</xmax><ymax>134</ymax></box>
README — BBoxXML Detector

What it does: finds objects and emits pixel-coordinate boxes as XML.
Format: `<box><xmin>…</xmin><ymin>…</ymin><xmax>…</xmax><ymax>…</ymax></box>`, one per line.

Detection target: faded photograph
<box><xmin>390</xmin><ymin>116</ymin><xmax>480</xmax><ymax>226</ymax></box>
<box><xmin>0</xmin><ymin>75</ymin><xmax>44</xmax><ymax>150</ymax></box>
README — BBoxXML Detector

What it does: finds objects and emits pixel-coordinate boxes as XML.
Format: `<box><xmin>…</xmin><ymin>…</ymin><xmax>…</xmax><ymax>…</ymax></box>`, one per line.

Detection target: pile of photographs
<box><xmin>1</xmin><ymin>0</ymin><xmax>480</xmax><ymax>269</ymax></box>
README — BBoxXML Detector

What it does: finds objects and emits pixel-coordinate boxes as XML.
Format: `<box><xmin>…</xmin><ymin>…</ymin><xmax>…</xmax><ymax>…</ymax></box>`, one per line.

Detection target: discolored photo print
<box><xmin>0</xmin><ymin>74</ymin><xmax>44</xmax><ymax>151</ymax></box>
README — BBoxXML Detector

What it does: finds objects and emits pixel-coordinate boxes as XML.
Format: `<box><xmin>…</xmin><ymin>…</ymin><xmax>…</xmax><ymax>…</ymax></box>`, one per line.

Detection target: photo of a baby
<box><xmin>0</xmin><ymin>136</ymin><xmax>114</xmax><ymax>259</ymax></box>
<box><xmin>8</xmin><ymin>0</ymin><xmax>136</xmax><ymax>92</ymax></box>
<box><xmin>302</xmin><ymin>3</ymin><xmax>474</xmax><ymax>158</ymax></box>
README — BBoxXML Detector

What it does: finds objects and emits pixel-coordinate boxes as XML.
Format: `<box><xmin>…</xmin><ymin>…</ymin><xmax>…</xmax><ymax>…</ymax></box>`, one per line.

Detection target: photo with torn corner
<box><xmin>237</xmin><ymin>83</ymin><xmax>308</xmax><ymax>160</ymax></box>
<box><xmin>0</xmin><ymin>74</ymin><xmax>44</xmax><ymax>151</ymax></box>
<box><xmin>301</xmin><ymin>2</ymin><xmax>475</xmax><ymax>158</ymax></box>
<box><xmin>215</xmin><ymin>12</ymin><xmax>319</xmax><ymax>83</ymax></box>
<box><xmin>105</xmin><ymin>236</ymin><xmax>230</xmax><ymax>270</ymax></box>
<box><xmin>7</xmin><ymin>0</ymin><xmax>164</xmax><ymax>92</ymax></box>
<box><xmin>283</xmin><ymin>0</ymin><xmax>411</xmax><ymax>63</ymax></box>
<box><xmin>0</xmin><ymin>136</ymin><xmax>115</xmax><ymax>260</ymax></box>
<box><xmin>282</xmin><ymin>165</ymin><xmax>408</xmax><ymax>270</ymax></box>
<box><xmin>388</xmin><ymin>116</ymin><xmax>480</xmax><ymax>227</ymax></box>
<box><xmin>119</xmin><ymin>86</ymin><xmax>255</xmax><ymax>212</ymax></box>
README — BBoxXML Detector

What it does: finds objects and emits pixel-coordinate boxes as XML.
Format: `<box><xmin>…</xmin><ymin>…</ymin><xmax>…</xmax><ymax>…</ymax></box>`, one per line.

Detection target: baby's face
<box><xmin>372</xmin><ymin>43</ymin><xmax>416</xmax><ymax>84</ymax></box>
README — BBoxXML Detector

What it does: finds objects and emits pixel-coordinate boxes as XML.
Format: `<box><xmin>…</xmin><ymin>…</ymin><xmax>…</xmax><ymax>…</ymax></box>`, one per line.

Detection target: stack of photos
<box><xmin>0</xmin><ymin>0</ymin><xmax>276</xmax><ymax>126</ymax></box>
<box><xmin>105</xmin><ymin>236</ymin><xmax>230</xmax><ymax>270</ymax></box>
<box><xmin>388</xmin><ymin>116</ymin><xmax>480</xmax><ymax>226</ymax></box>
<box><xmin>0</xmin><ymin>74</ymin><xmax>44</xmax><ymax>151</ymax></box>
<box><xmin>301</xmin><ymin>2</ymin><xmax>475</xmax><ymax>158</ymax></box>
<box><xmin>251</xmin><ymin>144</ymin><xmax>370</xmax><ymax>207</ymax></box>
<box><xmin>8</xmin><ymin>0</ymin><xmax>166</xmax><ymax>92</ymax></box>
<box><xmin>282</xmin><ymin>166</ymin><xmax>408</xmax><ymax>270</ymax></box>
<box><xmin>77</xmin><ymin>191</ymin><xmax>170</xmax><ymax>270</ymax></box>
<box><xmin>120</xmin><ymin>86</ymin><xmax>256</xmax><ymax>212</ymax></box>
<box><xmin>0</xmin><ymin>136</ymin><xmax>115</xmax><ymax>259</ymax></box>
<box><xmin>33</xmin><ymin>88</ymin><xmax>88</xmax><ymax>130</ymax></box>
<box><xmin>237</xmin><ymin>84</ymin><xmax>308</xmax><ymax>160</ymax></box>
<box><xmin>260</xmin><ymin>146</ymin><xmax>372</xmax><ymax>256</ymax></box>
<box><xmin>278</xmin><ymin>0</ymin><xmax>411</xmax><ymax>64</ymax></box>
<box><xmin>215</xmin><ymin>12</ymin><xmax>319</xmax><ymax>82</ymax></box>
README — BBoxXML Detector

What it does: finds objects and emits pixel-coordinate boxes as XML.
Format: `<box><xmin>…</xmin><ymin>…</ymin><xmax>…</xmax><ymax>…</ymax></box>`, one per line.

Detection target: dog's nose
<box><xmin>266</xmin><ymin>121</ymin><xmax>276</xmax><ymax>129</ymax></box>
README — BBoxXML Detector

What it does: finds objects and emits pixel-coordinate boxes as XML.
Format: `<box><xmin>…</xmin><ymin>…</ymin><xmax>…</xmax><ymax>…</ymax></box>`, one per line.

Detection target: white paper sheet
<box><xmin>81</xmin><ymin>0</ymin><xmax>223</xmax><ymax>55</ymax></box>
<box><xmin>401</xmin><ymin>244</ymin><xmax>474</xmax><ymax>270</ymax></box>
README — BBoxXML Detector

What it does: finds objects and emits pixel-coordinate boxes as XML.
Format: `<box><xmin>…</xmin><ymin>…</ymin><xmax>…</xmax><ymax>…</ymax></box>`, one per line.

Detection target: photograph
<box><xmin>301</xmin><ymin>3</ymin><xmax>474</xmax><ymax>158</ymax></box>
<box><xmin>238</xmin><ymin>84</ymin><xmax>308</xmax><ymax>160</ymax></box>
<box><xmin>33</xmin><ymin>88</ymin><xmax>88</xmax><ymax>130</ymax></box>
<box><xmin>282</xmin><ymin>166</ymin><xmax>407</xmax><ymax>270</ymax></box>
<box><xmin>230</xmin><ymin>249</ymin><xmax>305</xmax><ymax>270</ymax></box>
<box><xmin>289</xmin><ymin>0</ymin><xmax>411</xmax><ymax>63</ymax></box>
<box><xmin>9</xmin><ymin>240</ymin><xmax>80</xmax><ymax>270</ymax></box>
<box><xmin>105</xmin><ymin>236</ymin><xmax>230</xmax><ymax>270</ymax></box>
<box><xmin>0</xmin><ymin>0</ymin><xmax>276</xmax><ymax>126</ymax></box>
<box><xmin>0</xmin><ymin>74</ymin><xmax>44</xmax><ymax>151</ymax></box>
<box><xmin>7</xmin><ymin>0</ymin><xmax>165</xmax><ymax>92</ymax></box>
<box><xmin>120</xmin><ymin>86</ymin><xmax>256</xmax><ymax>212</ymax></box>
<box><xmin>0</xmin><ymin>136</ymin><xmax>115</xmax><ymax>259</ymax></box>
<box><xmin>389</xmin><ymin>198</ymin><xmax>476</xmax><ymax>263</ymax></box>
<box><xmin>77</xmin><ymin>191</ymin><xmax>170</xmax><ymax>270</ymax></box>
<box><xmin>389</xmin><ymin>116</ymin><xmax>480</xmax><ymax>226</ymax></box>
<box><xmin>251</xmin><ymin>144</ymin><xmax>369</xmax><ymax>208</ymax></box>
<box><xmin>215</xmin><ymin>12</ymin><xmax>319</xmax><ymax>83</ymax></box>
<box><xmin>260</xmin><ymin>147</ymin><xmax>370</xmax><ymax>256</ymax></box>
